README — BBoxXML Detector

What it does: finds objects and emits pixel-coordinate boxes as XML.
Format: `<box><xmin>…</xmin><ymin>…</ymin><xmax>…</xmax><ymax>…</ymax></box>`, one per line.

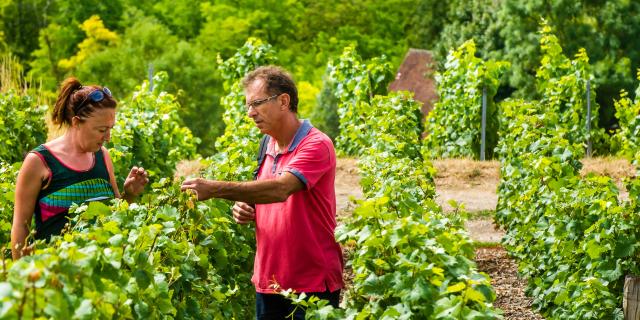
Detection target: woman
<box><xmin>11</xmin><ymin>77</ymin><xmax>148</xmax><ymax>259</ymax></box>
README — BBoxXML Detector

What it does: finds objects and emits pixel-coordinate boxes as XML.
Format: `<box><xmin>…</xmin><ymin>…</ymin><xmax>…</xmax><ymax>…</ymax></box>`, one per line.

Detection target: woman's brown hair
<box><xmin>51</xmin><ymin>77</ymin><xmax>117</xmax><ymax>127</ymax></box>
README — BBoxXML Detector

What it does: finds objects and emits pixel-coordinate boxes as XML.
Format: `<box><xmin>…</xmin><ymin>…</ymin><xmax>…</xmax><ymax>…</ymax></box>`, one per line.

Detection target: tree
<box><xmin>75</xmin><ymin>12</ymin><xmax>224</xmax><ymax>154</ymax></box>
<box><xmin>58</xmin><ymin>15</ymin><xmax>119</xmax><ymax>72</ymax></box>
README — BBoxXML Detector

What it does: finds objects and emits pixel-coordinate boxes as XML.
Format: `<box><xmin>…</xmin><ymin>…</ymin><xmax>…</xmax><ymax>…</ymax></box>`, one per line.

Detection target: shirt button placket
<box><xmin>272</xmin><ymin>154</ymin><xmax>280</xmax><ymax>174</ymax></box>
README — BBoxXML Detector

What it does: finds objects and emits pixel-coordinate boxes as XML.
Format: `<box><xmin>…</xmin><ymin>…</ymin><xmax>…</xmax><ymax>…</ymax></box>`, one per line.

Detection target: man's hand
<box><xmin>123</xmin><ymin>166</ymin><xmax>149</xmax><ymax>198</ymax></box>
<box><xmin>232</xmin><ymin>202</ymin><xmax>255</xmax><ymax>224</ymax></box>
<box><xmin>181</xmin><ymin>178</ymin><xmax>215</xmax><ymax>201</ymax></box>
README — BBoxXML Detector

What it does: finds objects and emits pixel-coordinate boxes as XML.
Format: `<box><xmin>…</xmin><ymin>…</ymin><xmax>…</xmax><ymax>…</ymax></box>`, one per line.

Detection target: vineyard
<box><xmin>1</xmin><ymin>20</ymin><xmax>640</xmax><ymax>320</ymax></box>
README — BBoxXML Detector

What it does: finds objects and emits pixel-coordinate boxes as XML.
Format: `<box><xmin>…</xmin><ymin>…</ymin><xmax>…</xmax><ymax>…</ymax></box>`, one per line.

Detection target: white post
<box><xmin>481</xmin><ymin>85</ymin><xmax>487</xmax><ymax>161</ymax></box>
<box><xmin>148</xmin><ymin>63</ymin><xmax>154</xmax><ymax>92</ymax></box>
<box><xmin>586</xmin><ymin>79</ymin><xmax>592</xmax><ymax>157</ymax></box>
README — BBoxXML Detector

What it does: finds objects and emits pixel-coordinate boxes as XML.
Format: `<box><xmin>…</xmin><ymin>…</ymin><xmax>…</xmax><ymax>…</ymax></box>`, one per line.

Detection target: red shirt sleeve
<box><xmin>283</xmin><ymin>136</ymin><xmax>335</xmax><ymax>190</ymax></box>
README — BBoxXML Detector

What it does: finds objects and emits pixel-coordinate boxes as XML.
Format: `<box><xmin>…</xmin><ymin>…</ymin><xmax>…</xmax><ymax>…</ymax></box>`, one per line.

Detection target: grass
<box><xmin>432</xmin><ymin>158</ymin><xmax>500</xmax><ymax>180</ymax></box>
<box><xmin>1</xmin><ymin>53</ymin><xmax>60</xmax><ymax>141</ymax></box>
<box><xmin>472</xmin><ymin>241</ymin><xmax>502</xmax><ymax>249</ymax></box>
<box><xmin>1</xmin><ymin>53</ymin><xmax>27</xmax><ymax>94</ymax></box>
<box><xmin>466</xmin><ymin>209</ymin><xmax>495</xmax><ymax>220</ymax></box>
<box><xmin>580</xmin><ymin>156</ymin><xmax>634</xmax><ymax>181</ymax></box>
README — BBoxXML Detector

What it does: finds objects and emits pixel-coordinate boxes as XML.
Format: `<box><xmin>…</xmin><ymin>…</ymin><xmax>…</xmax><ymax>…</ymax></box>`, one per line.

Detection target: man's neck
<box><xmin>272</xmin><ymin>115</ymin><xmax>301</xmax><ymax>153</ymax></box>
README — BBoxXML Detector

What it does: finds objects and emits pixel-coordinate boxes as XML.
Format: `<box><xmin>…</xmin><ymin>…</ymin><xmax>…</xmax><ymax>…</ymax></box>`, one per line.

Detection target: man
<box><xmin>181</xmin><ymin>66</ymin><xmax>343</xmax><ymax>319</ymax></box>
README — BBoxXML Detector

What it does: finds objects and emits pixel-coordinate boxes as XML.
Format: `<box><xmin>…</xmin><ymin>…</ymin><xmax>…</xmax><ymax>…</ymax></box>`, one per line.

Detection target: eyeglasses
<box><xmin>246</xmin><ymin>94</ymin><xmax>280</xmax><ymax>111</ymax></box>
<box><xmin>75</xmin><ymin>87</ymin><xmax>112</xmax><ymax>113</ymax></box>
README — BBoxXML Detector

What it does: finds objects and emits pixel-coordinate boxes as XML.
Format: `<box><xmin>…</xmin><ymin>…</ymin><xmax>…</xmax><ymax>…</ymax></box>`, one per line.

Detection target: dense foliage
<box><xmin>1</xmin><ymin>0</ymin><xmax>425</xmax><ymax>155</ymax></box>
<box><xmin>534</xmin><ymin>24</ymin><xmax>606</xmax><ymax>154</ymax></box>
<box><xmin>0</xmin><ymin>181</ymin><xmax>257</xmax><ymax>318</ymax></box>
<box><xmin>494</xmin><ymin>29</ymin><xmax>639</xmax><ymax>319</ymax></box>
<box><xmin>0</xmin><ymin>88</ymin><xmax>47</xmax><ymax>256</ymax></box>
<box><xmin>309</xmin><ymin>69</ymin><xmax>340</xmax><ymax>141</ymax></box>
<box><xmin>0</xmin><ymin>162</ymin><xmax>19</xmax><ymax>252</ymax></box>
<box><xmin>422</xmin><ymin>0</ymin><xmax>640</xmax><ymax>129</ymax></box>
<box><xmin>195</xmin><ymin>38</ymin><xmax>279</xmax><ymax>317</ymax></box>
<box><xmin>3</xmin><ymin>0</ymin><xmax>640</xmax><ymax>150</ymax></box>
<box><xmin>0</xmin><ymin>36</ymin><xmax>501</xmax><ymax>320</ymax></box>
<box><xmin>4</xmin><ymin>2</ymin><xmax>640</xmax><ymax>318</ymax></box>
<box><xmin>305</xmin><ymin>47</ymin><xmax>501</xmax><ymax>319</ymax></box>
<box><xmin>0</xmin><ymin>38</ymin><xmax>270</xmax><ymax>320</ymax></box>
<box><xmin>108</xmin><ymin>72</ymin><xmax>199</xmax><ymax>186</ymax></box>
<box><xmin>611</xmin><ymin>74</ymin><xmax>640</xmax><ymax>158</ymax></box>
<box><xmin>202</xmin><ymin>37</ymin><xmax>276</xmax><ymax>181</ymax></box>
<box><xmin>423</xmin><ymin>40</ymin><xmax>508</xmax><ymax>159</ymax></box>
<box><xmin>327</xmin><ymin>46</ymin><xmax>394</xmax><ymax>156</ymax></box>
<box><xmin>496</xmin><ymin>97</ymin><xmax>640</xmax><ymax>319</ymax></box>
<box><xmin>0</xmin><ymin>91</ymin><xmax>47</xmax><ymax>163</ymax></box>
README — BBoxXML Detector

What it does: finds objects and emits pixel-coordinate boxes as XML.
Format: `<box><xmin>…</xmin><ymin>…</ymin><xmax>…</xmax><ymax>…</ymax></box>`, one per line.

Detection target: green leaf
<box><xmin>586</xmin><ymin>240</ymin><xmax>606</xmax><ymax>259</ymax></box>
<box><xmin>134</xmin><ymin>269</ymin><xmax>152</xmax><ymax>289</ymax></box>
<box><xmin>446</xmin><ymin>282</ymin><xmax>466</xmax><ymax>293</ymax></box>
<box><xmin>73</xmin><ymin>299</ymin><xmax>94</xmax><ymax>319</ymax></box>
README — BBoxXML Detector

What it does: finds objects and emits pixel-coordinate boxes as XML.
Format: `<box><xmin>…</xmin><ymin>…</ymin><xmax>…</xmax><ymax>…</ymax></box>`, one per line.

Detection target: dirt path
<box><xmin>475</xmin><ymin>247</ymin><xmax>544</xmax><ymax>320</ymax></box>
<box><xmin>334</xmin><ymin>157</ymin><xmax>508</xmax><ymax>243</ymax></box>
<box><xmin>431</xmin><ymin>159</ymin><xmax>506</xmax><ymax>244</ymax></box>
<box><xmin>335</xmin><ymin>158</ymin><xmax>362</xmax><ymax>218</ymax></box>
<box><xmin>431</xmin><ymin>157</ymin><xmax>633</xmax><ymax>212</ymax></box>
<box><xmin>433</xmin><ymin>159</ymin><xmax>500</xmax><ymax>213</ymax></box>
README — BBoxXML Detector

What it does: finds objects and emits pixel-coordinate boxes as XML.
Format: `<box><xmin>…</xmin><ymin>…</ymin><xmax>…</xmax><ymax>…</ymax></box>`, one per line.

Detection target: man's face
<box><xmin>245</xmin><ymin>79</ymin><xmax>282</xmax><ymax>135</ymax></box>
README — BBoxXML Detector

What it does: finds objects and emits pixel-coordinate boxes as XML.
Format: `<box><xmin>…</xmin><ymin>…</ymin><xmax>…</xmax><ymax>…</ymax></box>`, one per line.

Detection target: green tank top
<box><xmin>31</xmin><ymin>144</ymin><xmax>115</xmax><ymax>241</ymax></box>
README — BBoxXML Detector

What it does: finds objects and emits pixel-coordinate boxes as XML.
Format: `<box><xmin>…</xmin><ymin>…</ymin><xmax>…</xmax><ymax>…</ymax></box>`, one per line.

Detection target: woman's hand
<box><xmin>123</xmin><ymin>166</ymin><xmax>149</xmax><ymax>199</ymax></box>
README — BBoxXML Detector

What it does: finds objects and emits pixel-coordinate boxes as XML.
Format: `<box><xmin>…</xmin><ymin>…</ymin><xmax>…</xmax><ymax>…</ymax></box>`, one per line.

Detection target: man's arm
<box><xmin>180</xmin><ymin>172</ymin><xmax>305</xmax><ymax>203</ymax></box>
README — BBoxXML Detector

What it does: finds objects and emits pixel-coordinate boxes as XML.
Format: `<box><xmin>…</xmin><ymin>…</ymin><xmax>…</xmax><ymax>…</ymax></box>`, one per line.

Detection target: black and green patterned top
<box><xmin>30</xmin><ymin>145</ymin><xmax>115</xmax><ymax>241</ymax></box>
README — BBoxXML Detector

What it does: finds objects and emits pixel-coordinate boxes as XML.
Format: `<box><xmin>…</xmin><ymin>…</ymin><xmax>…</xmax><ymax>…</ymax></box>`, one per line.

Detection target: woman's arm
<box><xmin>101</xmin><ymin>147</ymin><xmax>122</xmax><ymax>199</ymax></box>
<box><xmin>11</xmin><ymin>153</ymin><xmax>49</xmax><ymax>259</ymax></box>
<box><xmin>102</xmin><ymin>147</ymin><xmax>148</xmax><ymax>203</ymax></box>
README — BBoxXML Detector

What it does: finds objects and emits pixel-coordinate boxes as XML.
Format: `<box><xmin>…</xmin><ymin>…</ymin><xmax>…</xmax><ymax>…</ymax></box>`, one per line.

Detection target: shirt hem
<box><xmin>286</xmin><ymin>168</ymin><xmax>309</xmax><ymax>189</ymax></box>
<box><xmin>254</xmin><ymin>282</ymin><xmax>344</xmax><ymax>294</ymax></box>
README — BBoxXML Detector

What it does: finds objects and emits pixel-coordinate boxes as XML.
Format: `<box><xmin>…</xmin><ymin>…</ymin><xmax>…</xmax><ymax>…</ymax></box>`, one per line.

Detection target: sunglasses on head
<box><xmin>75</xmin><ymin>87</ymin><xmax>112</xmax><ymax>113</ymax></box>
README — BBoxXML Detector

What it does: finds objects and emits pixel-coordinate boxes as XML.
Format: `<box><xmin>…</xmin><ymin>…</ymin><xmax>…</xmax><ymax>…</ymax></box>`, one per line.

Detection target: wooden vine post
<box><xmin>624</xmin><ymin>275</ymin><xmax>640</xmax><ymax>320</ymax></box>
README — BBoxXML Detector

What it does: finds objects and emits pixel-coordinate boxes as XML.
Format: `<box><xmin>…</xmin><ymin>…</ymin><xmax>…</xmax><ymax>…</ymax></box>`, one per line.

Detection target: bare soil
<box><xmin>429</xmin><ymin>157</ymin><xmax>635</xmax><ymax>244</ymax></box>
<box><xmin>466</xmin><ymin>219</ymin><xmax>504</xmax><ymax>243</ymax></box>
<box><xmin>432</xmin><ymin>159</ymin><xmax>500</xmax><ymax>213</ymax></box>
<box><xmin>335</xmin><ymin>158</ymin><xmax>362</xmax><ymax>218</ymax></box>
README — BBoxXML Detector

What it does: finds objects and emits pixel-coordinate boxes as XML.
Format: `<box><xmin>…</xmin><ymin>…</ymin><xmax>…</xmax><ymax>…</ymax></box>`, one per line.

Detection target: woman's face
<box><xmin>72</xmin><ymin>108</ymin><xmax>116</xmax><ymax>152</ymax></box>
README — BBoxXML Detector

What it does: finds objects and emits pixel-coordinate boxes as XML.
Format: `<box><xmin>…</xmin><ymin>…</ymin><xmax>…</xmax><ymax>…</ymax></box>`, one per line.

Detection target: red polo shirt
<box><xmin>252</xmin><ymin>120</ymin><xmax>344</xmax><ymax>293</ymax></box>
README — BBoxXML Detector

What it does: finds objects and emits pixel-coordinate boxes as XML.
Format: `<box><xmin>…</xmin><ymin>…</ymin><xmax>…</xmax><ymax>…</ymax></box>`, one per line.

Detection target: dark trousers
<box><xmin>255</xmin><ymin>289</ymin><xmax>340</xmax><ymax>320</ymax></box>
